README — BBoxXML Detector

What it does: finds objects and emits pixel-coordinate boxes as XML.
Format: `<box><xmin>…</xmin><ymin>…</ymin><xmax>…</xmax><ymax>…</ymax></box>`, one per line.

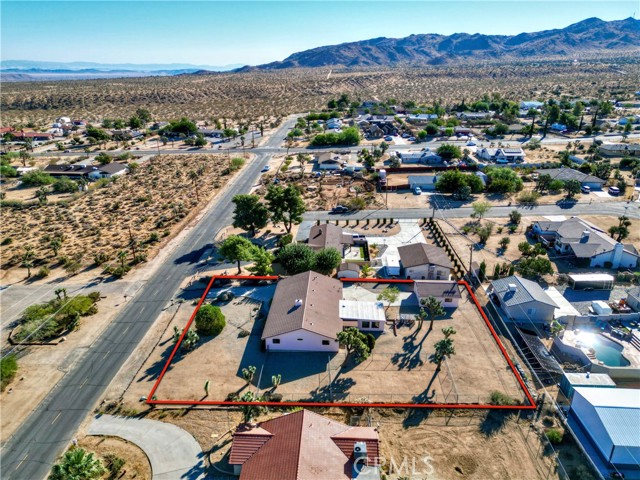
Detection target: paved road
<box><xmin>303</xmin><ymin>200</ymin><xmax>640</xmax><ymax>222</ymax></box>
<box><xmin>0</xmin><ymin>116</ymin><xmax>297</xmax><ymax>480</ymax></box>
<box><xmin>88</xmin><ymin>414</ymin><xmax>205</xmax><ymax>480</ymax></box>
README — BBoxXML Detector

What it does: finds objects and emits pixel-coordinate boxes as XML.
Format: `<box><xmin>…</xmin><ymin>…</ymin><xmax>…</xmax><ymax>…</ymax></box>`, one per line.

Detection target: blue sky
<box><xmin>1</xmin><ymin>1</ymin><xmax>637</xmax><ymax>66</ymax></box>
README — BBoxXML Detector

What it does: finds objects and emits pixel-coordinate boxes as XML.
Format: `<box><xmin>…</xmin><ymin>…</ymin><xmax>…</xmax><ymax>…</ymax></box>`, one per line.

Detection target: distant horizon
<box><xmin>1</xmin><ymin>1</ymin><xmax>637</xmax><ymax>66</ymax></box>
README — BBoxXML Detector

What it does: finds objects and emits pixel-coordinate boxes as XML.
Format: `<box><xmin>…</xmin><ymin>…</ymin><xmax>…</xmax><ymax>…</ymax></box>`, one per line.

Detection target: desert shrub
<box><xmin>489</xmin><ymin>390</ymin><xmax>515</xmax><ymax>406</ymax></box>
<box><xmin>517</xmin><ymin>191</ymin><xmax>541</xmax><ymax>204</ymax></box>
<box><xmin>93</xmin><ymin>251</ymin><xmax>110</xmax><ymax>265</ymax></box>
<box><xmin>1</xmin><ymin>237</ymin><xmax>12</xmax><ymax>246</ymax></box>
<box><xmin>1</xmin><ymin>355</ymin><xmax>18</xmax><ymax>391</ymax></box>
<box><xmin>1</xmin><ymin>165</ymin><xmax>18</xmax><ymax>177</ymax></box>
<box><xmin>347</xmin><ymin>197</ymin><xmax>366</xmax><ymax>211</ymax></box>
<box><xmin>545</xmin><ymin>428</ymin><xmax>563</xmax><ymax>445</ymax></box>
<box><xmin>87</xmin><ymin>291</ymin><xmax>101</xmax><ymax>302</ymax></box>
<box><xmin>52</xmin><ymin>178</ymin><xmax>79</xmax><ymax>194</ymax></box>
<box><xmin>21</xmin><ymin>170</ymin><xmax>55</xmax><ymax>187</ymax></box>
<box><xmin>278</xmin><ymin>233</ymin><xmax>293</xmax><ymax>248</ymax></box>
<box><xmin>314</xmin><ymin>247</ymin><xmax>341</xmax><ymax>275</ymax></box>
<box><xmin>49</xmin><ymin>448</ymin><xmax>106</xmax><ymax>480</ymax></box>
<box><xmin>230</xmin><ymin>157</ymin><xmax>245</xmax><ymax>170</ymax></box>
<box><xmin>104</xmin><ymin>453</ymin><xmax>126</xmax><ymax>480</ymax></box>
<box><xmin>37</xmin><ymin>266</ymin><xmax>50</xmax><ymax>278</ymax></box>
<box><xmin>365</xmin><ymin>333</ymin><xmax>376</xmax><ymax>351</ymax></box>
<box><xmin>277</xmin><ymin>243</ymin><xmax>316</xmax><ymax>275</ymax></box>
<box><xmin>195</xmin><ymin>304</ymin><xmax>226</xmax><ymax>336</ymax></box>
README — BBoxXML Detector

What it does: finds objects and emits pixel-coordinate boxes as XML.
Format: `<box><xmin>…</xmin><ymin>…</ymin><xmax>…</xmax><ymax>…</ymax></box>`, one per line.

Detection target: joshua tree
<box><xmin>377</xmin><ymin>286</ymin><xmax>399</xmax><ymax>313</ymax></box>
<box><xmin>36</xmin><ymin>187</ymin><xmax>48</xmax><ymax>204</ymax></box>
<box><xmin>271</xmin><ymin>374</ymin><xmax>282</xmax><ymax>389</ymax></box>
<box><xmin>441</xmin><ymin>326</ymin><xmax>457</xmax><ymax>339</ymax></box>
<box><xmin>116</xmin><ymin>250</ymin><xmax>128</xmax><ymax>270</ymax></box>
<box><xmin>50</xmin><ymin>237</ymin><xmax>62</xmax><ymax>257</ymax></box>
<box><xmin>420</xmin><ymin>296</ymin><xmax>445</xmax><ymax>332</ymax></box>
<box><xmin>434</xmin><ymin>338</ymin><xmax>456</xmax><ymax>370</ymax></box>
<box><xmin>204</xmin><ymin>380</ymin><xmax>210</xmax><ymax>397</ymax></box>
<box><xmin>242</xmin><ymin>365</ymin><xmax>256</xmax><ymax>385</ymax></box>
<box><xmin>21</xmin><ymin>246</ymin><xmax>34</xmax><ymax>278</ymax></box>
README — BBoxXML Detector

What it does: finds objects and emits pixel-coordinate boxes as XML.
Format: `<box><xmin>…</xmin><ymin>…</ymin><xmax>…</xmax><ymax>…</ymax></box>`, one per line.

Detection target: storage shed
<box><xmin>559</xmin><ymin>372</ymin><xmax>616</xmax><ymax>400</ymax></box>
<box><xmin>568</xmin><ymin>274</ymin><xmax>614</xmax><ymax>291</ymax></box>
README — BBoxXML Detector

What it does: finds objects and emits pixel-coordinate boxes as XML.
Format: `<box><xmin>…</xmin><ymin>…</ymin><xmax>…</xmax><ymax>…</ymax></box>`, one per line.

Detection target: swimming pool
<box><xmin>577</xmin><ymin>332</ymin><xmax>630</xmax><ymax>367</ymax></box>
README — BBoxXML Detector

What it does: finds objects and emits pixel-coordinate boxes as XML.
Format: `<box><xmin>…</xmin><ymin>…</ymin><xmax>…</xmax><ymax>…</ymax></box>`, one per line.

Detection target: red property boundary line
<box><xmin>146</xmin><ymin>275</ymin><xmax>536</xmax><ymax>410</ymax></box>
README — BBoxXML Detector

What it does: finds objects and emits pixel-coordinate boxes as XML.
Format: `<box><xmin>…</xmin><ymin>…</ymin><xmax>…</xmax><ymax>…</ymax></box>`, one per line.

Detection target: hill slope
<box><xmin>248</xmin><ymin>17</ymin><xmax>640</xmax><ymax>70</ymax></box>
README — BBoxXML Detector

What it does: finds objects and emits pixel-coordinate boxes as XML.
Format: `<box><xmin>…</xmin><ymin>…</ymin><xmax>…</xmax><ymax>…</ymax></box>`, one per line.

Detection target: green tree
<box><xmin>535</xmin><ymin>173</ymin><xmax>552</xmax><ymax>192</ymax></box>
<box><xmin>314</xmin><ymin>247</ymin><xmax>341</xmax><ymax>275</ymax></box>
<box><xmin>486</xmin><ymin>167</ymin><xmax>524</xmax><ymax>194</ymax></box>
<box><xmin>247</xmin><ymin>246</ymin><xmax>274</xmax><ymax>276</ymax></box>
<box><xmin>499</xmin><ymin>237</ymin><xmax>510</xmax><ymax>250</ymax></box>
<box><xmin>563</xmin><ymin>179</ymin><xmax>581</xmax><ymax>199</ymax></box>
<box><xmin>135</xmin><ymin>108</ymin><xmax>152</xmax><ymax>123</ymax></box>
<box><xmin>128</xmin><ymin>116</ymin><xmax>142</xmax><ymax>129</ymax></box>
<box><xmin>21</xmin><ymin>170</ymin><xmax>55</xmax><ymax>187</ymax></box>
<box><xmin>471</xmin><ymin>200</ymin><xmax>492</xmax><ymax>220</ymax></box>
<box><xmin>232</xmin><ymin>194</ymin><xmax>269</xmax><ymax>236</ymax></box>
<box><xmin>337</xmin><ymin>327</ymin><xmax>370</xmax><ymax>363</ymax></box>
<box><xmin>516</xmin><ymin>256</ymin><xmax>554</xmax><ymax>278</ymax></box>
<box><xmin>96</xmin><ymin>152</ymin><xmax>112</xmax><ymax>165</ymax></box>
<box><xmin>435</xmin><ymin>170</ymin><xmax>483</xmax><ymax>194</ymax></box>
<box><xmin>509</xmin><ymin>210</ymin><xmax>522</xmax><ymax>224</ymax></box>
<box><xmin>21</xmin><ymin>246</ymin><xmax>35</xmax><ymax>278</ymax></box>
<box><xmin>164</xmin><ymin>117</ymin><xmax>198</xmax><ymax>135</ymax></box>
<box><xmin>264</xmin><ymin>185</ymin><xmax>305</xmax><ymax>233</ymax></box>
<box><xmin>608</xmin><ymin>215</ymin><xmax>632</xmax><ymax>241</ymax></box>
<box><xmin>377</xmin><ymin>286</ymin><xmax>400</xmax><ymax>313</ymax></box>
<box><xmin>548</xmin><ymin>179</ymin><xmax>564</xmax><ymax>193</ymax></box>
<box><xmin>49</xmin><ymin>448</ymin><xmax>106</xmax><ymax>480</ymax></box>
<box><xmin>420</xmin><ymin>296</ymin><xmax>445</xmax><ymax>331</ymax></box>
<box><xmin>433</xmin><ymin>338</ymin><xmax>455</xmax><ymax>370</ymax></box>
<box><xmin>442</xmin><ymin>326</ymin><xmax>457</xmax><ymax>339</ymax></box>
<box><xmin>219</xmin><ymin>235</ymin><xmax>255</xmax><ymax>274</ymax></box>
<box><xmin>276</xmin><ymin>243</ymin><xmax>316</xmax><ymax>275</ymax></box>
<box><xmin>195</xmin><ymin>304</ymin><xmax>226</xmax><ymax>336</ymax></box>
<box><xmin>436</xmin><ymin>143</ymin><xmax>462</xmax><ymax>160</ymax></box>
<box><xmin>50</xmin><ymin>238</ymin><xmax>63</xmax><ymax>257</ymax></box>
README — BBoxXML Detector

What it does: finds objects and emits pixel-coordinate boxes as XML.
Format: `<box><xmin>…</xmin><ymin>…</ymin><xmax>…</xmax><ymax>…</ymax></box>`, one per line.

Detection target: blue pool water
<box><xmin>592</xmin><ymin>336</ymin><xmax>630</xmax><ymax>367</ymax></box>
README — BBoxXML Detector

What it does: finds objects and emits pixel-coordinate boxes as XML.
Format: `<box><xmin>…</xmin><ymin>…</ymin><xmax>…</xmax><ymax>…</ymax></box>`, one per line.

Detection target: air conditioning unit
<box><xmin>508</xmin><ymin>284</ymin><xmax>517</xmax><ymax>292</ymax></box>
<box><xmin>353</xmin><ymin>441</ymin><xmax>367</xmax><ymax>459</ymax></box>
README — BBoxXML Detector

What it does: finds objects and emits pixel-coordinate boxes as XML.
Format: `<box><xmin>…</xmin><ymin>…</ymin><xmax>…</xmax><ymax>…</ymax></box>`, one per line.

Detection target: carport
<box><xmin>568</xmin><ymin>274</ymin><xmax>614</xmax><ymax>291</ymax></box>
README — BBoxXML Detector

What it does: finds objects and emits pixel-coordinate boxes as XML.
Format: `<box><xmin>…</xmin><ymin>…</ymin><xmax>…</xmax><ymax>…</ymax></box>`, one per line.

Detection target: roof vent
<box><xmin>294</xmin><ymin>299</ymin><xmax>303</xmax><ymax>308</ymax></box>
<box><xmin>508</xmin><ymin>284</ymin><xmax>517</xmax><ymax>292</ymax></box>
<box><xmin>582</xmin><ymin>230</ymin><xmax>590</xmax><ymax>240</ymax></box>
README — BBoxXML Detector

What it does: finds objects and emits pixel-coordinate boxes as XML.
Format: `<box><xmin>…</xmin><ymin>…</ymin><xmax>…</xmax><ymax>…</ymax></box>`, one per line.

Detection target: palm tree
<box><xmin>434</xmin><ymin>338</ymin><xmax>456</xmax><ymax>370</ymax></box>
<box><xmin>117</xmin><ymin>250</ymin><xmax>128</xmax><ymax>270</ymax></box>
<box><xmin>49</xmin><ymin>448</ymin><xmax>106</xmax><ymax>480</ymax></box>
<box><xmin>420</xmin><ymin>296</ymin><xmax>445</xmax><ymax>331</ymax></box>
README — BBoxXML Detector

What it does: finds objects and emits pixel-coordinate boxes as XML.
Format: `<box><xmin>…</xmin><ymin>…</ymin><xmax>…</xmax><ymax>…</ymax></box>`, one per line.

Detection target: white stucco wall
<box><xmin>405</xmin><ymin>265</ymin><xmax>451</xmax><ymax>280</ymax></box>
<box><xmin>265</xmin><ymin>329</ymin><xmax>338</xmax><ymax>352</ymax></box>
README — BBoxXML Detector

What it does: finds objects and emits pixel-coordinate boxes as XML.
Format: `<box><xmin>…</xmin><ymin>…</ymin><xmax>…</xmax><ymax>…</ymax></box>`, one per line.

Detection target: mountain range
<box><xmin>242</xmin><ymin>17</ymin><xmax>640</xmax><ymax>70</ymax></box>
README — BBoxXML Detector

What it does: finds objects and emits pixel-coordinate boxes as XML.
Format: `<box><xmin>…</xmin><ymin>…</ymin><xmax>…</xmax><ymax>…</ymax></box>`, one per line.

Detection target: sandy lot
<box><xmin>78</xmin><ymin>436</ymin><xmax>152</xmax><ymax>480</ymax></box>
<box><xmin>130</xmin><ymin>280</ymin><xmax>525</xmax><ymax>406</ymax></box>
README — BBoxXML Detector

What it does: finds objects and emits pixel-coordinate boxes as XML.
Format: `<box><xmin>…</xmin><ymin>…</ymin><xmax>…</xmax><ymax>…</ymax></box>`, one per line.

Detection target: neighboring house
<box><xmin>87</xmin><ymin>162</ymin><xmax>129</xmax><ymax>179</ymax></box>
<box><xmin>262</xmin><ymin>272</ymin><xmax>343</xmax><ymax>352</ymax></box>
<box><xmin>413</xmin><ymin>280</ymin><xmax>461</xmax><ymax>308</ymax></box>
<box><xmin>535</xmin><ymin>168</ymin><xmax>606</xmax><ymax>190</ymax></box>
<box><xmin>339</xmin><ymin>300</ymin><xmax>386</xmax><ymax>331</ymax></box>
<box><xmin>559</xmin><ymin>372</ymin><xmax>615</xmax><ymax>400</ymax></box>
<box><xmin>151</xmin><ymin>121</ymin><xmax>170</xmax><ymax>130</ymax></box>
<box><xmin>520</xmin><ymin>101</ymin><xmax>544</xmax><ymax>110</ymax></box>
<box><xmin>599</xmin><ymin>143</ymin><xmax>640</xmax><ymax>157</ymax></box>
<box><xmin>316</xmin><ymin>152</ymin><xmax>342</xmax><ymax>170</ymax></box>
<box><xmin>398</xmin><ymin>243</ymin><xmax>453</xmax><ymax>280</ymax></box>
<box><xmin>477</xmin><ymin>147</ymin><xmax>524</xmax><ymax>163</ymax></box>
<box><xmin>489</xmin><ymin>276</ymin><xmax>558</xmax><ymax>324</ymax></box>
<box><xmin>568</xmin><ymin>388</ymin><xmax>640</xmax><ymax>472</ymax></box>
<box><xmin>72</xmin><ymin>119</ymin><xmax>86</xmax><ymax>126</ymax></box>
<box><xmin>396</xmin><ymin>150</ymin><xmax>442</xmax><ymax>164</ymax></box>
<box><xmin>531</xmin><ymin>217</ymin><xmax>638</xmax><ymax>269</ymax></box>
<box><xmin>408</xmin><ymin>175</ymin><xmax>438</xmax><ymax>191</ymax></box>
<box><xmin>0</xmin><ymin>127</ymin><xmax>15</xmax><ymax>135</ymax></box>
<box><xmin>307</xmin><ymin>223</ymin><xmax>354</xmax><ymax>255</ymax></box>
<box><xmin>626</xmin><ymin>286</ymin><xmax>640</xmax><ymax>312</ymax></box>
<box><xmin>407</xmin><ymin>114</ymin><xmax>438</xmax><ymax>124</ymax></box>
<box><xmin>10</xmin><ymin>131</ymin><xmax>54</xmax><ymax>141</ymax></box>
<box><xmin>337</xmin><ymin>263</ymin><xmax>360</xmax><ymax>279</ymax></box>
<box><xmin>455</xmin><ymin>111</ymin><xmax>493</xmax><ymax>120</ymax></box>
<box><xmin>326</xmin><ymin>118</ymin><xmax>342</xmax><ymax>130</ymax></box>
<box><xmin>197</xmin><ymin>128</ymin><xmax>223</xmax><ymax>137</ymax></box>
<box><xmin>229</xmin><ymin>409</ymin><xmax>381</xmax><ymax>480</ymax></box>
<box><xmin>112</xmin><ymin>129</ymin><xmax>143</xmax><ymax>140</ymax></box>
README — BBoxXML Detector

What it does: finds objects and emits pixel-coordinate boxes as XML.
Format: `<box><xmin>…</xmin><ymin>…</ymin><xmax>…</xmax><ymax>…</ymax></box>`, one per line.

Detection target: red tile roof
<box><xmin>229</xmin><ymin>410</ymin><xmax>380</xmax><ymax>480</ymax></box>
<box><xmin>0</xmin><ymin>127</ymin><xmax>14</xmax><ymax>134</ymax></box>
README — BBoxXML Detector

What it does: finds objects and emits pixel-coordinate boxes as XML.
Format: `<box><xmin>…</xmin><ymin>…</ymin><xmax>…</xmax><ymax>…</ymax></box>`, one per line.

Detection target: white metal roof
<box><xmin>574</xmin><ymin>387</ymin><xmax>640</xmax><ymax>408</ymax></box>
<box><xmin>545</xmin><ymin>287</ymin><xmax>580</xmax><ymax>318</ymax></box>
<box><xmin>568</xmin><ymin>274</ymin><xmax>615</xmax><ymax>282</ymax></box>
<box><xmin>564</xmin><ymin>373</ymin><xmax>616</xmax><ymax>387</ymax></box>
<box><xmin>339</xmin><ymin>300</ymin><xmax>386</xmax><ymax>322</ymax></box>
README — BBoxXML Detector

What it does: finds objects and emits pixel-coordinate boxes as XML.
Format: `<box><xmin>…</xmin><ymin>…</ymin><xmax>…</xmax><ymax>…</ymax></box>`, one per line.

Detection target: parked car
<box><xmin>408</xmin><ymin>137</ymin><xmax>416</xmax><ymax>142</ymax></box>
<box><xmin>384</xmin><ymin>136</ymin><xmax>393</xmax><ymax>141</ymax></box>
<box><xmin>413</xmin><ymin>186</ymin><xmax>422</xmax><ymax>195</ymax></box>
<box><xmin>330</xmin><ymin>205</ymin><xmax>350</xmax><ymax>214</ymax></box>
<box><xmin>261</xmin><ymin>165</ymin><xmax>271</xmax><ymax>172</ymax></box>
<box><xmin>401</xmin><ymin>133</ymin><xmax>410</xmax><ymax>138</ymax></box>
<box><xmin>581</xmin><ymin>185</ymin><xmax>591</xmax><ymax>194</ymax></box>
<box><xmin>608</xmin><ymin>186</ymin><xmax>620</xmax><ymax>196</ymax></box>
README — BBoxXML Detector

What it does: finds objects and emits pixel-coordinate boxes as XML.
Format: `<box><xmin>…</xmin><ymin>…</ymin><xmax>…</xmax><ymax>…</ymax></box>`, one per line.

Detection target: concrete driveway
<box><xmin>88</xmin><ymin>415</ymin><xmax>206</xmax><ymax>479</ymax></box>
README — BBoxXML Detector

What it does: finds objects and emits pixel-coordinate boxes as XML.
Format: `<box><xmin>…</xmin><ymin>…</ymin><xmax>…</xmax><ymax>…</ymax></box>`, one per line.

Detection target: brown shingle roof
<box><xmin>229</xmin><ymin>410</ymin><xmax>380</xmax><ymax>480</ymax></box>
<box><xmin>398</xmin><ymin>243</ymin><xmax>453</xmax><ymax>270</ymax></box>
<box><xmin>307</xmin><ymin>224</ymin><xmax>353</xmax><ymax>251</ymax></box>
<box><xmin>261</xmin><ymin>271</ymin><xmax>343</xmax><ymax>340</ymax></box>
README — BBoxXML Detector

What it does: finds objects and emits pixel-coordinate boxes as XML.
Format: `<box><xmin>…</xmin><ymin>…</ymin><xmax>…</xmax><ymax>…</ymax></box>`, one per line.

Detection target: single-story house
<box><xmin>262</xmin><ymin>271</ymin><xmax>343</xmax><ymax>352</ymax></box>
<box><xmin>531</xmin><ymin>217</ymin><xmax>638</xmax><ymax>269</ymax></box>
<box><xmin>455</xmin><ymin>111</ymin><xmax>493</xmax><ymax>121</ymax></box>
<box><xmin>0</xmin><ymin>127</ymin><xmax>15</xmax><ymax>135</ymax></box>
<box><xmin>396</xmin><ymin>150</ymin><xmax>442</xmax><ymax>164</ymax></box>
<box><xmin>626</xmin><ymin>286</ymin><xmax>640</xmax><ymax>312</ymax></box>
<box><xmin>599</xmin><ymin>143</ymin><xmax>640</xmax><ymax>157</ymax></box>
<box><xmin>535</xmin><ymin>168</ymin><xmax>605</xmax><ymax>190</ymax></box>
<box><xmin>408</xmin><ymin>175</ymin><xmax>438</xmax><ymax>191</ymax></box>
<box><xmin>413</xmin><ymin>280</ymin><xmax>461</xmax><ymax>308</ymax></box>
<box><xmin>307</xmin><ymin>223</ymin><xmax>354</xmax><ymax>255</ymax></box>
<box><xmin>10</xmin><ymin>131</ymin><xmax>54</xmax><ymax>141</ymax></box>
<box><xmin>397</xmin><ymin>243</ymin><xmax>453</xmax><ymax>280</ymax></box>
<box><xmin>407</xmin><ymin>114</ymin><xmax>438</xmax><ymax>124</ymax></box>
<box><xmin>87</xmin><ymin>162</ymin><xmax>129</xmax><ymax>179</ymax></box>
<box><xmin>316</xmin><ymin>152</ymin><xmax>342</xmax><ymax>170</ymax></box>
<box><xmin>339</xmin><ymin>300</ymin><xmax>385</xmax><ymax>331</ymax></box>
<box><xmin>44</xmin><ymin>162</ymin><xmax>128</xmax><ymax>180</ymax></box>
<box><xmin>488</xmin><ymin>276</ymin><xmax>558</xmax><ymax>324</ymax></box>
<box><xmin>229</xmin><ymin>409</ymin><xmax>381</xmax><ymax>480</ymax></box>
<box><xmin>520</xmin><ymin>101</ymin><xmax>544</xmax><ymax>110</ymax></box>
<box><xmin>477</xmin><ymin>147</ymin><xmax>524</xmax><ymax>163</ymax></box>
<box><xmin>326</xmin><ymin>118</ymin><xmax>342</xmax><ymax>130</ymax></box>
<box><xmin>197</xmin><ymin>128</ymin><xmax>223</xmax><ymax>137</ymax></box>
<box><xmin>568</xmin><ymin>388</ymin><xmax>640</xmax><ymax>471</ymax></box>
<box><xmin>337</xmin><ymin>263</ymin><xmax>360</xmax><ymax>279</ymax></box>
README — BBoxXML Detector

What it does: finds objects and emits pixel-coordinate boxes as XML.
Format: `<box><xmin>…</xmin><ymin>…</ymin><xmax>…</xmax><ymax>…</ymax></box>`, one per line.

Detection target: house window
<box><xmin>527</xmin><ymin>308</ymin><xmax>537</xmax><ymax>315</ymax></box>
<box><xmin>272</xmin><ymin>339</ymin><xmax>280</xmax><ymax>344</ymax></box>
<box><xmin>297</xmin><ymin>338</ymin><xmax>303</xmax><ymax>341</ymax></box>
<box><xmin>371</xmin><ymin>322</ymin><xmax>380</xmax><ymax>329</ymax></box>
<box><xmin>444</xmin><ymin>298</ymin><xmax>452</xmax><ymax>303</ymax></box>
<box><xmin>322</xmin><ymin>340</ymin><xmax>330</xmax><ymax>345</ymax></box>
<box><xmin>362</xmin><ymin>321</ymin><xmax>371</xmax><ymax>329</ymax></box>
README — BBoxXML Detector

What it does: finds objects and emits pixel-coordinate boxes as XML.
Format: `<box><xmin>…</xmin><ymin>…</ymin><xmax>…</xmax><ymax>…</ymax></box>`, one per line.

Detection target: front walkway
<box><xmin>88</xmin><ymin>414</ymin><xmax>206</xmax><ymax>480</ymax></box>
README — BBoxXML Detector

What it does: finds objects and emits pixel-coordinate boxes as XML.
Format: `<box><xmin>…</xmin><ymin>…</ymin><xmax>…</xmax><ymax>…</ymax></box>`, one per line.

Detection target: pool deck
<box><xmin>561</xmin><ymin>329</ymin><xmax>640</xmax><ymax>368</ymax></box>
